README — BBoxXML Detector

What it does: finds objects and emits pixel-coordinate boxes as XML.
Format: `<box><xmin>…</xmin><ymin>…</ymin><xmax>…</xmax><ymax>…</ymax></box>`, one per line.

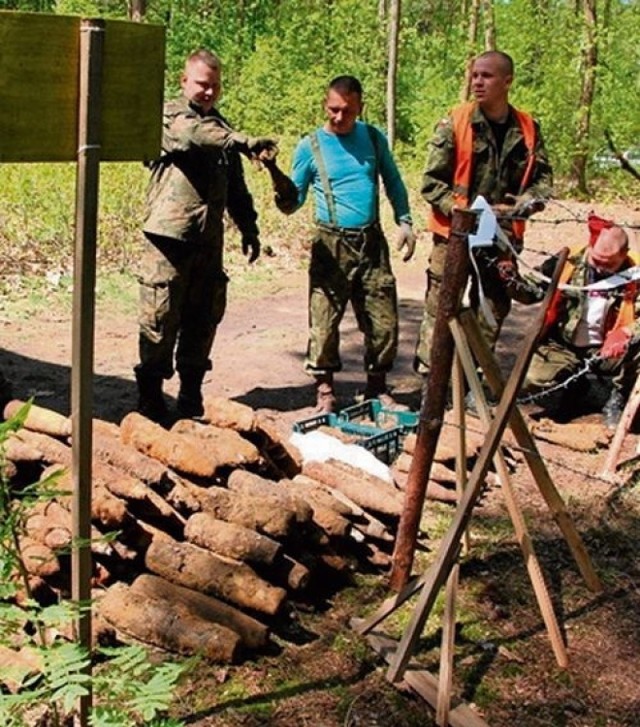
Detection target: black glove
<box><xmin>242</xmin><ymin>233</ymin><xmax>261</xmax><ymax>263</ymax></box>
<box><xmin>246</xmin><ymin>137</ymin><xmax>278</xmax><ymax>159</ymax></box>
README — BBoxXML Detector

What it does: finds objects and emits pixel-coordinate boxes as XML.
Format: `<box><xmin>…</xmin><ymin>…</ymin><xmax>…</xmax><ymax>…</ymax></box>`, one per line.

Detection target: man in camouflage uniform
<box><xmin>262</xmin><ymin>75</ymin><xmax>415</xmax><ymax>412</ymax></box>
<box><xmin>136</xmin><ymin>49</ymin><xmax>277</xmax><ymax>421</ymax></box>
<box><xmin>524</xmin><ymin>225</ymin><xmax>640</xmax><ymax>429</ymax></box>
<box><xmin>415</xmin><ymin>50</ymin><xmax>553</xmax><ymax>375</ymax></box>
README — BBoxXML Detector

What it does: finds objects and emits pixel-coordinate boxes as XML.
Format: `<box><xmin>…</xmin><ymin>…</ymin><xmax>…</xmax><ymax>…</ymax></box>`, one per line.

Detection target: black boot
<box><xmin>134</xmin><ymin>368</ymin><xmax>167</xmax><ymax>423</ymax></box>
<box><xmin>177</xmin><ymin>368</ymin><xmax>206</xmax><ymax>418</ymax></box>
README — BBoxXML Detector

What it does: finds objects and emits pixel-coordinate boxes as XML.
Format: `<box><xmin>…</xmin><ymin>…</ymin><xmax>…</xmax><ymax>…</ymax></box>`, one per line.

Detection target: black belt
<box><xmin>316</xmin><ymin>221</ymin><xmax>380</xmax><ymax>243</ymax></box>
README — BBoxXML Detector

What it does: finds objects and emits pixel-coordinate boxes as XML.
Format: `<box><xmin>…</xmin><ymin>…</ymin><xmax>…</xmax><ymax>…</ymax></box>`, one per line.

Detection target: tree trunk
<box><xmin>386</xmin><ymin>0</ymin><xmax>401</xmax><ymax>148</ymax></box>
<box><xmin>481</xmin><ymin>0</ymin><xmax>496</xmax><ymax>49</ymax></box>
<box><xmin>127</xmin><ymin>0</ymin><xmax>146</xmax><ymax>22</ymax></box>
<box><xmin>572</xmin><ymin>0</ymin><xmax>598</xmax><ymax>194</ymax></box>
<box><xmin>460</xmin><ymin>0</ymin><xmax>480</xmax><ymax>101</ymax></box>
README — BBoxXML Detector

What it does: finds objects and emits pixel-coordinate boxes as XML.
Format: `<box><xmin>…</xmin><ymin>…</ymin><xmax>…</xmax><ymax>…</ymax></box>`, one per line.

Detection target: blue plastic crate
<box><xmin>292</xmin><ymin>411</ymin><xmax>341</xmax><ymax>434</ymax></box>
<box><xmin>339</xmin><ymin>399</ymin><xmax>419</xmax><ymax>434</ymax></box>
<box><xmin>293</xmin><ymin>398</ymin><xmax>415</xmax><ymax>463</ymax></box>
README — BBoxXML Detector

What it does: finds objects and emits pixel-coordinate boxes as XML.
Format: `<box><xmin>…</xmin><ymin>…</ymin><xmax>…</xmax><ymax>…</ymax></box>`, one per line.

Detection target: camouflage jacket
<box><xmin>421</xmin><ymin>103</ymin><xmax>553</xmax><ymax>222</ymax></box>
<box><xmin>544</xmin><ymin>247</ymin><xmax>640</xmax><ymax>345</ymax></box>
<box><xmin>143</xmin><ymin>97</ymin><xmax>259</xmax><ymax>244</ymax></box>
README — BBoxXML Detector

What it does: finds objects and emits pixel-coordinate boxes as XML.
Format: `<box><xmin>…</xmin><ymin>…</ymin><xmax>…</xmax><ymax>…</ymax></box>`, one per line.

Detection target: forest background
<box><xmin>0</xmin><ymin>5</ymin><xmax>639</xmax><ymax>725</ymax></box>
<box><xmin>0</xmin><ymin>0</ymin><xmax>639</xmax><ymax>289</ymax></box>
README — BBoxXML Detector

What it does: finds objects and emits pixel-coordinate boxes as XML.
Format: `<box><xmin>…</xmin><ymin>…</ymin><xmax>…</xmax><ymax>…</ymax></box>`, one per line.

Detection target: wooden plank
<box><xmin>0</xmin><ymin>12</ymin><xmax>79</xmax><ymax>161</ymax></box>
<box><xmin>350</xmin><ymin>571</ymin><xmax>429</xmax><ymax>635</ymax></box>
<box><xmin>437</xmin><ymin>565</ymin><xmax>459</xmax><ymax>726</ymax></box>
<box><xmin>459</xmin><ymin>310</ymin><xmax>602</xmax><ymax>594</ymax></box>
<box><xmin>601</xmin><ymin>371</ymin><xmax>640</xmax><ymax>479</ymax></box>
<box><xmin>450</xmin><ymin>318</ymin><xmax>569</xmax><ymax>669</ymax></box>
<box><xmin>100</xmin><ymin>19</ymin><xmax>164</xmax><ymax>161</ymax></box>
<box><xmin>0</xmin><ymin>12</ymin><xmax>163</xmax><ymax>162</ymax></box>
<box><xmin>436</xmin><ymin>356</ymin><xmax>466</xmax><ymax>726</ymax></box>
<box><xmin>366</xmin><ymin>632</ymin><xmax>490</xmax><ymax>727</ymax></box>
<box><xmin>452</xmin><ymin>355</ymin><xmax>470</xmax><ymax>554</ymax></box>
<box><xmin>385</xmin><ymin>249</ymin><xmax>569</xmax><ymax>683</ymax></box>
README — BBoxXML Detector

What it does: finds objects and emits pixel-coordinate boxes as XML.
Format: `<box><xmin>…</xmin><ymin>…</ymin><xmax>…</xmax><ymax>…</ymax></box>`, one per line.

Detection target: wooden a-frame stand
<box><xmin>351</xmin><ymin>215</ymin><xmax>603</xmax><ymax>726</ymax></box>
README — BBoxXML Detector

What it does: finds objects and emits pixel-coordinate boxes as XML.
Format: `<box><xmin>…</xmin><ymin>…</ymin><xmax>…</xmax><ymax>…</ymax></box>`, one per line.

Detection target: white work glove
<box><xmin>395</xmin><ymin>222</ymin><xmax>416</xmax><ymax>262</ymax></box>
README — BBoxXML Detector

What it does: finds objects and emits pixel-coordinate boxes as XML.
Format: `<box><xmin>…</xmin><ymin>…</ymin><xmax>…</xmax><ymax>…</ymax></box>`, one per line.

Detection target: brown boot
<box><xmin>364</xmin><ymin>372</ymin><xmax>409</xmax><ymax>411</ymax></box>
<box><xmin>314</xmin><ymin>373</ymin><xmax>336</xmax><ymax>414</ymax></box>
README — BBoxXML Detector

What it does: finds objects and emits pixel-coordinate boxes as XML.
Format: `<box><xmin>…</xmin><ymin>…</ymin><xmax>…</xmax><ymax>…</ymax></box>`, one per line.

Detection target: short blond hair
<box><xmin>185</xmin><ymin>49</ymin><xmax>221</xmax><ymax>72</ymax></box>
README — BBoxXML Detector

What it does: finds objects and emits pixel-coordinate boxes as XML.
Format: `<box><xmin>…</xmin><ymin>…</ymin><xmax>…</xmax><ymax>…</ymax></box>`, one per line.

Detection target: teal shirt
<box><xmin>290</xmin><ymin>121</ymin><xmax>412</xmax><ymax>228</ymax></box>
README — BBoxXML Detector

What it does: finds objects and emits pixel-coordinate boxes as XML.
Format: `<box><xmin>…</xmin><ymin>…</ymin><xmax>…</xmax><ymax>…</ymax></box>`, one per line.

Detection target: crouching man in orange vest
<box><xmin>415</xmin><ymin>50</ymin><xmax>553</xmax><ymax>376</ymax></box>
<box><xmin>523</xmin><ymin>225</ymin><xmax>640</xmax><ymax>430</ymax></box>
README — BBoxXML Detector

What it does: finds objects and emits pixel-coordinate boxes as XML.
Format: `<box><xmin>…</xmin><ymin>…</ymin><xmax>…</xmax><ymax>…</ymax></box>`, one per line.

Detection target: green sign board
<box><xmin>0</xmin><ymin>12</ymin><xmax>164</xmax><ymax>162</ymax></box>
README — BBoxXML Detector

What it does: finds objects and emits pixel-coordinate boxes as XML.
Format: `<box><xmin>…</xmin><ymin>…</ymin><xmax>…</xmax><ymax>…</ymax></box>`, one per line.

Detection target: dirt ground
<box><xmin>2</xmin><ymin>199</ymin><xmax>640</xmax><ymax>726</ymax></box>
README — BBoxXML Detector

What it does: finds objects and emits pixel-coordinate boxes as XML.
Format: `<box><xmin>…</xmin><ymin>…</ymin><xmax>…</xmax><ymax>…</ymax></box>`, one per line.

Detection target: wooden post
<box><xmin>72</xmin><ymin>17</ymin><xmax>104</xmax><ymax>725</ymax></box>
<box><xmin>389</xmin><ymin>208</ymin><xmax>477</xmax><ymax>591</ymax></box>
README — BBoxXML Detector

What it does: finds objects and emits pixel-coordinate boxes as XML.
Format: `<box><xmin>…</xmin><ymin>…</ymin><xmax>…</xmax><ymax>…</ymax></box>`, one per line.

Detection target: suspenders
<box><xmin>309</xmin><ymin>124</ymin><xmax>380</xmax><ymax>228</ymax></box>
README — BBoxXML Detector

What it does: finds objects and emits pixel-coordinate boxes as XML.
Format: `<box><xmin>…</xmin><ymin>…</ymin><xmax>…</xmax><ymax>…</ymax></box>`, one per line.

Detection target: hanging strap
<box><xmin>366</xmin><ymin>124</ymin><xmax>381</xmax><ymax>220</ymax></box>
<box><xmin>310</xmin><ymin>131</ymin><xmax>338</xmax><ymax>226</ymax></box>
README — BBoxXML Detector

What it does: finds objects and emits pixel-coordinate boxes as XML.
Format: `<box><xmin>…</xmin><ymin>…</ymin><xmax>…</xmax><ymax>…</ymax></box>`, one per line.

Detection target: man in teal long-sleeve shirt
<box><xmin>263</xmin><ymin>75</ymin><xmax>416</xmax><ymax>412</ymax></box>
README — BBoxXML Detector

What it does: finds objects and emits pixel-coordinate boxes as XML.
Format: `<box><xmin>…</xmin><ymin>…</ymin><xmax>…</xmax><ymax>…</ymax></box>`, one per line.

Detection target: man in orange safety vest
<box><xmin>414</xmin><ymin>50</ymin><xmax>553</xmax><ymax>376</ymax></box>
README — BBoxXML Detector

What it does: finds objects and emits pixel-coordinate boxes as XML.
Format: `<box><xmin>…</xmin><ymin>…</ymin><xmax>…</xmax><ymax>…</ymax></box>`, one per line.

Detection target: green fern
<box><xmin>0</xmin><ymin>405</ymin><xmax>191</xmax><ymax>727</ymax></box>
<box><xmin>92</xmin><ymin>646</ymin><xmax>194</xmax><ymax>725</ymax></box>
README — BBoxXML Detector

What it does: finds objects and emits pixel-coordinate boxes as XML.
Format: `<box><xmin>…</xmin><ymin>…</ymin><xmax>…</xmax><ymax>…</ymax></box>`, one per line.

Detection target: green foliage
<box><xmin>0</xmin><ymin>0</ymin><xmax>639</xmax><ymax>284</ymax></box>
<box><xmin>0</xmin><ymin>404</ymin><xmax>192</xmax><ymax>727</ymax></box>
<box><xmin>4</xmin><ymin>0</ymin><xmax>640</xmax><ymax>180</ymax></box>
<box><xmin>91</xmin><ymin>646</ymin><xmax>194</xmax><ymax>726</ymax></box>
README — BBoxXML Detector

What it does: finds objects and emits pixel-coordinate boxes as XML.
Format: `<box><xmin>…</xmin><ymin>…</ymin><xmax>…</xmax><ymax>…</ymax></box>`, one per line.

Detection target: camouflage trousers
<box><xmin>524</xmin><ymin>336</ymin><xmax>640</xmax><ymax>397</ymax></box>
<box><xmin>414</xmin><ymin>234</ymin><xmax>525</xmax><ymax>374</ymax></box>
<box><xmin>136</xmin><ymin>233</ymin><xmax>228</xmax><ymax>379</ymax></box>
<box><xmin>305</xmin><ymin>223</ymin><xmax>398</xmax><ymax>375</ymax></box>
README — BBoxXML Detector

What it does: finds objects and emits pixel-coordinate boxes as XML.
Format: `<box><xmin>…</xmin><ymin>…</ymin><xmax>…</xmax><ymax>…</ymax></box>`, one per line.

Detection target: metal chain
<box><xmin>515</xmin><ymin>357</ymin><xmax>597</xmax><ymax>405</ymax></box>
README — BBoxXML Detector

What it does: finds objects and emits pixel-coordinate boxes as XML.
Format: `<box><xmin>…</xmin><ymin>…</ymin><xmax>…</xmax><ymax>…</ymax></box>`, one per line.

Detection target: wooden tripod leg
<box><xmin>459</xmin><ymin>310</ymin><xmax>602</xmax><ymax>594</ymax></box>
<box><xmin>436</xmin><ymin>357</ymin><xmax>467</xmax><ymax>726</ymax></box>
<box><xmin>386</xmin><ymin>250</ymin><xmax>568</xmax><ymax>683</ymax></box>
<box><xmin>351</xmin><ymin>571</ymin><xmax>430</xmax><ymax>635</ymax></box>
<box><xmin>450</xmin><ymin>319</ymin><xmax>569</xmax><ymax>668</ymax></box>
<box><xmin>601</xmin><ymin>372</ymin><xmax>640</xmax><ymax>479</ymax></box>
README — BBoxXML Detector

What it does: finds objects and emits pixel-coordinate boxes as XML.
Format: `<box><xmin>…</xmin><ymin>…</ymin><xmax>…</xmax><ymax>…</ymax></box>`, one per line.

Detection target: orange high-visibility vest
<box><xmin>544</xmin><ymin>246</ymin><xmax>640</xmax><ymax>337</ymax></box>
<box><xmin>429</xmin><ymin>102</ymin><xmax>537</xmax><ymax>239</ymax></box>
